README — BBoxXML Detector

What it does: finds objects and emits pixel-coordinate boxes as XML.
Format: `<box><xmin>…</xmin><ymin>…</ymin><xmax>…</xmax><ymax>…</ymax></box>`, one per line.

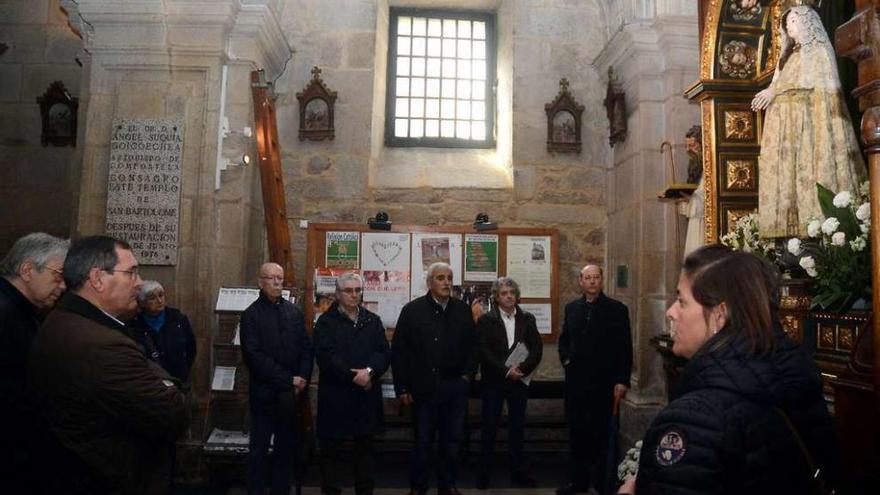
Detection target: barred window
<box><xmin>386</xmin><ymin>9</ymin><xmax>496</xmax><ymax>148</ymax></box>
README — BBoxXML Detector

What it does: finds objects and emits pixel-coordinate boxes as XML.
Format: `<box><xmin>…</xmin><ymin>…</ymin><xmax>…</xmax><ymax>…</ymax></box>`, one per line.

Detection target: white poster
<box><xmin>362</xmin><ymin>233</ymin><xmax>411</xmax><ymax>271</ymax></box>
<box><xmin>520</xmin><ymin>303</ymin><xmax>553</xmax><ymax>335</ymax></box>
<box><xmin>411</xmin><ymin>233</ymin><xmax>463</xmax><ymax>299</ymax></box>
<box><xmin>215</xmin><ymin>288</ymin><xmax>292</xmax><ymax>311</ymax></box>
<box><xmin>506</xmin><ymin>236</ymin><xmax>551</xmax><ymax>298</ymax></box>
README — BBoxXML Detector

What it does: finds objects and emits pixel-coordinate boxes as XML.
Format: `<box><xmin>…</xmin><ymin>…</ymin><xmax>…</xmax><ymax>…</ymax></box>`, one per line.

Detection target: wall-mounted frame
<box><xmin>37</xmin><ymin>81</ymin><xmax>78</xmax><ymax>147</ymax></box>
<box><xmin>545</xmin><ymin>78</ymin><xmax>584</xmax><ymax>153</ymax></box>
<box><xmin>296</xmin><ymin>66</ymin><xmax>337</xmax><ymax>141</ymax></box>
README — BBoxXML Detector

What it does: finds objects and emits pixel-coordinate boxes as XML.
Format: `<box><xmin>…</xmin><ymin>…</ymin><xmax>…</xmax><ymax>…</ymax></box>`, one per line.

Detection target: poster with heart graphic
<box><xmin>362</xmin><ymin>232</ymin><xmax>411</xmax><ymax>271</ymax></box>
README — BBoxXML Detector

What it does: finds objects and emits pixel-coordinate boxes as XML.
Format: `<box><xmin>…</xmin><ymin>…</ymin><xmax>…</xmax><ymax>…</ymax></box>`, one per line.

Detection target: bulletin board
<box><xmin>305</xmin><ymin>223</ymin><xmax>560</xmax><ymax>342</ymax></box>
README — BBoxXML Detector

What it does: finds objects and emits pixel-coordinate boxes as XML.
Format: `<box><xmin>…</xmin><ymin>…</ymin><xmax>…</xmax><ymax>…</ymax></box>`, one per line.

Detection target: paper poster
<box><xmin>216</xmin><ymin>288</ymin><xmax>292</xmax><ymax>311</ymax></box>
<box><xmin>314</xmin><ymin>267</ymin><xmax>354</xmax><ymax>295</ymax></box>
<box><xmin>520</xmin><ymin>303</ymin><xmax>553</xmax><ymax>334</ymax></box>
<box><xmin>362</xmin><ymin>232</ymin><xmax>411</xmax><ymax>271</ymax></box>
<box><xmin>325</xmin><ymin>231</ymin><xmax>359</xmax><ymax>268</ymax></box>
<box><xmin>211</xmin><ymin>366</ymin><xmax>236</xmax><ymax>391</ymax></box>
<box><xmin>411</xmin><ymin>233</ymin><xmax>463</xmax><ymax>299</ymax></box>
<box><xmin>363</xmin><ymin>270</ymin><xmax>410</xmax><ymax>301</ymax></box>
<box><xmin>464</xmin><ymin>234</ymin><xmax>499</xmax><ymax>282</ymax></box>
<box><xmin>506</xmin><ymin>236</ymin><xmax>551</xmax><ymax>298</ymax></box>
<box><xmin>375</xmin><ymin>293</ymin><xmax>409</xmax><ymax>328</ymax></box>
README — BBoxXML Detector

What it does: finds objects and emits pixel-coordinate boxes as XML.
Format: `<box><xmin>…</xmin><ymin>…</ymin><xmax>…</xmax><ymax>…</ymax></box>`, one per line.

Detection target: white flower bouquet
<box><xmin>786</xmin><ymin>182</ymin><xmax>872</xmax><ymax>311</ymax></box>
<box><xmin>618</xmin><ymin>440</ymin><xmax>642</xmax><ymax>483</ymax></box>
<box><xmin>720</xmin><ymin>213</ymin><xmax>776</xmax><ymax>264</ymax></box>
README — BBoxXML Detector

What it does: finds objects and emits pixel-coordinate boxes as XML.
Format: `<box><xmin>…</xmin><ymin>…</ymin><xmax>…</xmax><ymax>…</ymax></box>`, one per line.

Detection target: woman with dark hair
<box><xmin>619</xmin><ymin>246</ymin><xmax>838</xmax><ymax>494</ymax></box>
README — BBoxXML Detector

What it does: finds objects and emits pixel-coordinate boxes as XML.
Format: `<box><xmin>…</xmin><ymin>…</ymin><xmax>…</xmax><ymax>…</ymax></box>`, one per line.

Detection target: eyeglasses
<box><xmin>340</xmin><ymin>287</ymin><xmax>363</xmax><ymax>294</ymax></box>
<box><xmin>105</xmin><ymin>267</ymin><xmax>140</xmax><ymax>279</ymax></box>
<box><xmin>260</xmin><ymin>275</ymin><xmax>284</xmax><ymax>282</ymax></box>
<box><xmin>45</xmin><ymin>267</ymin><xmax>64</xmax><ymax>281</ymax></box>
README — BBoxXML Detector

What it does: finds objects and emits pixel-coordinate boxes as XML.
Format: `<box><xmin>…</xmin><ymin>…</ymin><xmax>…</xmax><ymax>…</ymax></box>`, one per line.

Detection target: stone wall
<box><xmin>0</xmin><ymin>0</ymin><xmax>83</xmax><ymax>252</ymax></box>
<box><xmin>275</xmin><ymin>0</ymin><xmax>613</xmax><ymax>381</ymax></box>
<box><xmin>595</xmin><ymin>0</ymin><xmax>701</xmax><ymax>447</ymax></box>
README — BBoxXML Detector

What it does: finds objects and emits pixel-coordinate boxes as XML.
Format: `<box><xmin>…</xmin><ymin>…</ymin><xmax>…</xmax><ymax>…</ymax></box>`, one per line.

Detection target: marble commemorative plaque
<box><xmin>105</xmin><ymin>118</ymin><xmax>184</xmax><ymax>265</ymax></box>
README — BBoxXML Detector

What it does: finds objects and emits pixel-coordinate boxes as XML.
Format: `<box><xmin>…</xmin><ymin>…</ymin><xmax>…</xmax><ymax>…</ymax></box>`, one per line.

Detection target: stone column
<box><xmin>594</xmin><ymin>1</ymin><xmax>700</xmax><ymax>447</ymax></box>
<box><xmin>63</xmin><ymin>0</ymin><xmax>291</xmax><ymax>400</ymax></box>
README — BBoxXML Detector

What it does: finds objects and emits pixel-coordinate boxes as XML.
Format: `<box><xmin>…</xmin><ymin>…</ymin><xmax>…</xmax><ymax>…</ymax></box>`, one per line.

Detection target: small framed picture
<box><xmin>297</xmin><ymin>66</ymin><xmax>337</xmax><ymax>141</ymax></box>
<box><xmin>37</xmin><ymin>81</ymin><xmax>78</xmax><ymax>147</ymax></box>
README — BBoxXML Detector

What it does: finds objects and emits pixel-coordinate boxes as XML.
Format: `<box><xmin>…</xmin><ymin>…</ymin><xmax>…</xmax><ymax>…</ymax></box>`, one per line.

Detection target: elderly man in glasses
<box><xmin>0</xmin><ymin>232</ymin><xmax>69</xmax><ymax>490</ymax></box>
<box><xmin>28</xmin><ymin>235</ymin><xmax>187</xmax><ymax>494</ymax></box>
<box><xmin>313</xmin><ymin>272</ymin><xmax>390</xmax><ymax>495</ymax></box>
<box><xmin>240</xmin><ymin>262</ymin><xmax>314</xmax><ymax>495</ymax></box>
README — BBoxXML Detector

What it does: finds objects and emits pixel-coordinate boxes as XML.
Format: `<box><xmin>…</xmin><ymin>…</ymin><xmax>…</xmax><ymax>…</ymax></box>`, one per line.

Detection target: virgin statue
<box><xmin>751</xmin><ymin>4</ymin><xmax>866</xmax><ymax>238</ymax></box>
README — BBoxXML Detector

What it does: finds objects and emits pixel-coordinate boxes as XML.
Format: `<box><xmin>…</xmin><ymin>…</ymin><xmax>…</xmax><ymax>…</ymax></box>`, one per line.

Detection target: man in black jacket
<box><xmin>557</xmin><ymin>265</ymin><xmax>633</xmax><ymax>495</ymax></box>
<box><xmin>240</xmin><ymin>262</ymin><xmax>314</xmax><ymax>495</ymax></box>
<box><xmin>314</xmin><ymin>272</ymin><xmax>390</xmax><ymax>495</ymax></box>
<box><xmin>392</xmin><ymin>262</ymin><xmax>478</xmax><ymax>495</ymax></box>
<box><xmin>476</xmin><ymin>277</ymin><xmax>543</xmax><ymax>489</ymax></box>
<box><xmin>0</xmin><ymin>233</ymin><xmax>69</xmax><ymax>492</ymax></box>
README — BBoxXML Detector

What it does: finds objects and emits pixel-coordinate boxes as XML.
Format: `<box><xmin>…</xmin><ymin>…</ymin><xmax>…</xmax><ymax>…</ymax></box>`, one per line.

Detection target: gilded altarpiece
<box><xmin>687</xmin><ymin>0</ymin><xmax>785</xmax><ymax>240</ymax></box>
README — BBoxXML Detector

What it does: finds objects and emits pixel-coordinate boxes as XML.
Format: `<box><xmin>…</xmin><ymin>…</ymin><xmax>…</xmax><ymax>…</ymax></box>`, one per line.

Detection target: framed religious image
<box><xmin>37</xmin><ymin>81</ymin><xmax>78</xmax><ymax>147</ymax></box>
<box><xmin>545</xmin><ymin>78</ymin><xmax>584</xmax><ymax>153</ymax></box>
<box><xmin>296</xmin><ymin>66</ymin><xmax>337</xmax><ymax>141</ymax></box>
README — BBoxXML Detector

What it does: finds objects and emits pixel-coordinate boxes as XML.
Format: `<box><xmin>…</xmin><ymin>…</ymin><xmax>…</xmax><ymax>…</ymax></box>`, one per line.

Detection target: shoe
<box><xmin>556</xmin><ymin>483</ymin><xmax>590</xmax><ymax>495</ymax></box>
<box><xmin>475</xmin><ymin>473</ymin><xmax>490</xmax><ymax>490</ymax></box>
<box><xmin>438</xmin><ymin>488</ymin><xmax>464</xmax><ymax>495</ymax></box>
<box><xmin>512</xmin><ymin>472</ymin><xmax>537</xmax><ymax>488</ymax></box>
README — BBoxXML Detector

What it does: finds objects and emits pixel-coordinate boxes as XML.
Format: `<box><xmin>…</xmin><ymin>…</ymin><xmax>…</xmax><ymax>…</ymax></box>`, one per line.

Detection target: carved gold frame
<box><xmin>694</xmin><ymin>0</ymin><xmax>785</xmax><ymax>243</ymax></box>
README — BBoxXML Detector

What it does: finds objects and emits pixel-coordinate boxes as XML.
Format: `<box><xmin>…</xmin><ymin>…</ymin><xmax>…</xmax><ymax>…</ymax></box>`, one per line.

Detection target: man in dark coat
<box><xmin>476</xmin><ymin>276</ymin><xmax>543</xmax><ymax>489</ymax></box>
<box><xmin>392</xmin><ymin>262</ymin><xmax>478</xmax><ymax>495</ymax></box>
<box><xmin>128</xmin><ymin>280</ymin><xmax>197</xmax><ymax>385</ymax></box>
<box><xmin>314</xmin><ymin>272</ymin><xmax>391</xmax><ymax>495</ymax></box>
<box><xmin>557</xmin><ymin>264</ymin><xmax>633</xmax><ymax>495</ymax></box>
<box><xmin>27</xmin><ymin>235</ymin><xmax>188</xmax><ymax>495</ymax></box>
<box><xmin>0</xmin><ymin>232</ymin><xmax>68</xmax><ymax>492</ymax></box>
<box><xmin>240</xmin><ymin>262</ymin><xmax>314</xmax><ymax>495</ymax></box>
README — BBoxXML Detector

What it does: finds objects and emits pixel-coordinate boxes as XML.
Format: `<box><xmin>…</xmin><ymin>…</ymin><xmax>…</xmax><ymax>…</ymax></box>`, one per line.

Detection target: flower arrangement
<box><xmin>618</xmin><ymin>440</ymin><xmax>642</xmax><ymax>483</ymax></box>
<box><xmin>720</xmin><ymin>212</ymin><xmax>776</xmax><ymax>263</ymax></box>
<box><xmin>786</xmin><ymin>182</ymin><xmax>872</xmax><ymax>311</ymax></box>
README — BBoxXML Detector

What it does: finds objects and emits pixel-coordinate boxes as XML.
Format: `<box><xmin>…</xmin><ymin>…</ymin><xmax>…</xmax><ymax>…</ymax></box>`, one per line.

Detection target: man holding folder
<box><xmin>475</xmin><ymin>277</ymin><xmax>543</xmax><ymax>489</ymax></box>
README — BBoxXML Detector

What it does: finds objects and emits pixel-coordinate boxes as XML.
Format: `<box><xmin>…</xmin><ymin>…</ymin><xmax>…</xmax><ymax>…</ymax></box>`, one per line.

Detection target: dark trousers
<box><xmin>566</xmin><ymin>389</ymin><xmax>613</xmax><ymax>491</ymax></box>
<box><xmin>480</xmin><ymin>380</ymin><xmax>528</xmax><ymax>478</ymax></box>
<box><xmin>319</xmin><ymin>435</ymin><xmax>374</xmax><ymax>495</ymax></box>
<box><xmin>248</xmin><ymin>406</ymin><xmax>298</xmax><ymax>495</ymax></box>
<box><xmin>410</xmin><ymin>378</ymin><xmax>469</xmax><ymax>490</ymax></box>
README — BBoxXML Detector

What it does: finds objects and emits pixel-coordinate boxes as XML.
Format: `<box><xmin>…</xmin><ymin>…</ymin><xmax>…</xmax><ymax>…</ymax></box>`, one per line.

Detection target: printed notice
<box><xmin>216</xmin><ymin>287</ymin><xmax>292</xmax><ymax>312</ymax></box>
<box><xmin>325</xmin><ymin>231</ymin><xmax>359</xmax><ymax>268</ymax></box>
<box><xmin>520</xmin><ymin>303</ymin><xmax>553</xmax><ymax>335</ymax></box>
<box><xmin>105</xmin><ymin>118</ymin><xmax>184</xmax><ymax>265</ymax></box>
<box><xmin>212</xmin><ymin>366</ymin><xmax>237</xmax><ymax>391</ymax></box>
<box><xmin>464</xmin><ymin>234</ymin><xmax>499</xmax><ymax>282</ymax></box>
<box><xmin>506</xmin><ymin>236</ymin><xmax>551</xmax><ymax>298</ymax></box>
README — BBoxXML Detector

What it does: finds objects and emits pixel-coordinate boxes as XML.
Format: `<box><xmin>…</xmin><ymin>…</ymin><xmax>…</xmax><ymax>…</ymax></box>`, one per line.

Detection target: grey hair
<box><xmin>425</xmin><ymin>262</ymin><xmax>452</xmax><ymax>284</ymax></box>
<box><xmin>0</xmin><ymin>232</ymin><xmax>70</xmax><ymax>278</ymax></box>
<box><xmin>137</xmin><ymin>280</ymin><xmax>164</xmax><ymax>304</ymax></box>
<box><xmin>335</xmin><ymin>272</ymin><xmax>363</xmax><ymax>290</ymax></box>
<box><xmin>490</xmin><ymin>277</ymin><xmax>520</xmax><ymax>303</ymax></box>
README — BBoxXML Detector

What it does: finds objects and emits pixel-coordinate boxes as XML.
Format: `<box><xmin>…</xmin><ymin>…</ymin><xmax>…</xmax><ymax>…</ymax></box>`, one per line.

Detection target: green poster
<box><xmin>325</xmin><ymin>231</ymin><xmax>359</xmax><ymax>268</ymax></box>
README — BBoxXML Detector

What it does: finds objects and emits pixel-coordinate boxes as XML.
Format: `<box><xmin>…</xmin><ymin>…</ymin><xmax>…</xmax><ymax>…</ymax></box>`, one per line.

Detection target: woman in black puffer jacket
<box><xmin>619</xmin><ymin>246</ymin><xmax>839</xmax><ymax>495</ymax></box>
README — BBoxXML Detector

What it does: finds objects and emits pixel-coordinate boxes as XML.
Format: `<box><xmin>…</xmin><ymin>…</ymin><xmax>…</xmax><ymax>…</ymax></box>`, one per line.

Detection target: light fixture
<box><xmin>368</xmin><ymin>211</ymin><xmax>392</xmax><ymax>230</ymax></box>
<box><xmin>473</xmin><ymin>213</ymin><xmax>497</xmax><ymax>231</ymax></box>
<box><xmin>241</xmin><ymin>153</ymin><xmax>251</xmax><ymax>166</ymax></box>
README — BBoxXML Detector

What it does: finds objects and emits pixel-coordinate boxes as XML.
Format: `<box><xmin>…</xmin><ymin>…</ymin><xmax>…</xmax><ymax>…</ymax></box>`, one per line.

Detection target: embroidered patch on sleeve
<box><xmin>655</xmin><ymin>428</ymin><xmax>687</xmax><ymax>466</ymax></box>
